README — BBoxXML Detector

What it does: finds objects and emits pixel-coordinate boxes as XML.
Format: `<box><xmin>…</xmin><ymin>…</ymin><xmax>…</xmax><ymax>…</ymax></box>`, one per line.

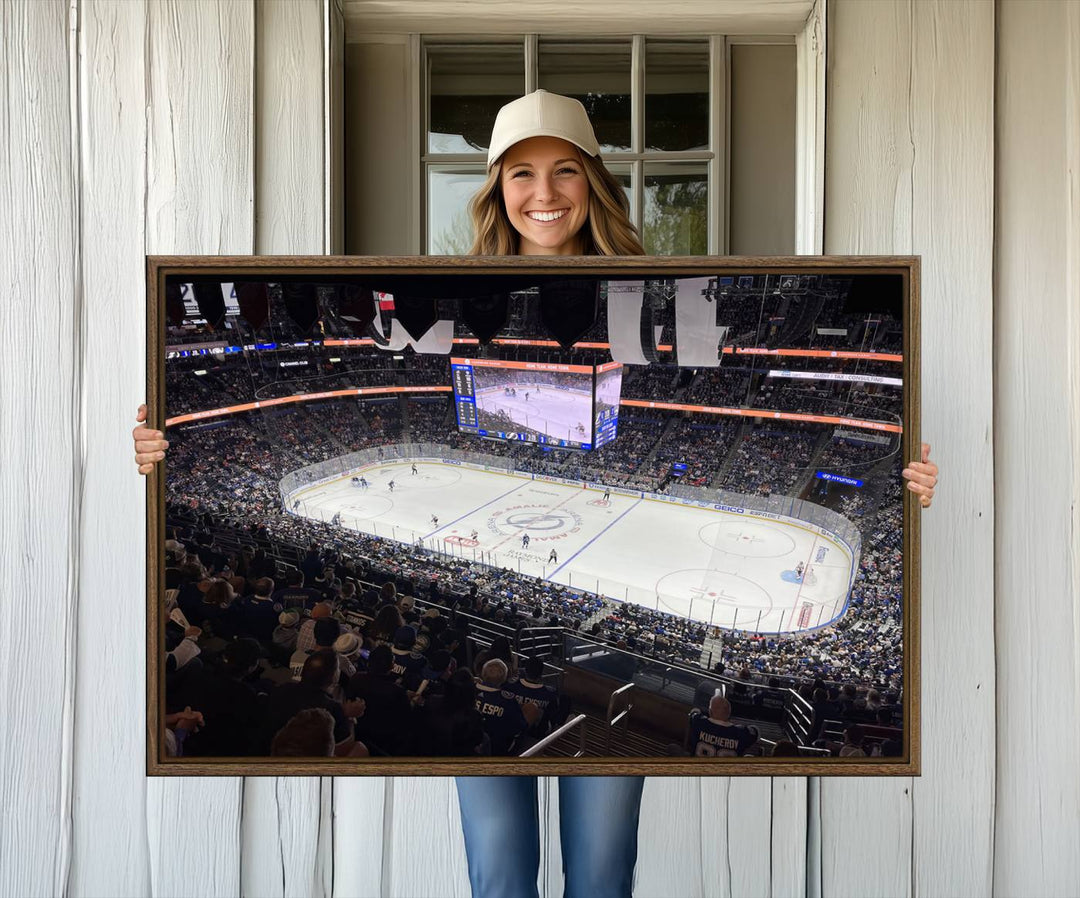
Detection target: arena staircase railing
<box><xmin>604</xmin><ymin>683</ymin><xmax>635</xmax><ymax>754</ymax></box>
<box><xmin>519</xmin><ymin>714</ymin><xmax>588</xmax><ymax>758</ymax></box>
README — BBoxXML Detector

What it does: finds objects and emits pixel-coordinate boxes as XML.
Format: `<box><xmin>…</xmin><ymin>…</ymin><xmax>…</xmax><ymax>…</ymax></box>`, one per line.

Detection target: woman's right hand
<box><xmin>133</xmin><ymin>403</ymin><xmax>169</xmax><ymax>475</ymax></box>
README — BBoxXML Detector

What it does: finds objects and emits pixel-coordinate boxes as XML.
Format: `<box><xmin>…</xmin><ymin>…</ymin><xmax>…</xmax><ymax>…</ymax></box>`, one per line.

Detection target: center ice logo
<box><xmin>487</xmin><ymin>503</ymin><xmax>583</xmax><ymax>538</ymax></box>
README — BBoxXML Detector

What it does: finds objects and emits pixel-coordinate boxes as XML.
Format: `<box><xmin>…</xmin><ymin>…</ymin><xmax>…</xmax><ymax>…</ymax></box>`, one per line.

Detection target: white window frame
<box><xmin>397</xmin><ymin>1</ymin><xmax>825</xmax><ymax>256</ymax></box>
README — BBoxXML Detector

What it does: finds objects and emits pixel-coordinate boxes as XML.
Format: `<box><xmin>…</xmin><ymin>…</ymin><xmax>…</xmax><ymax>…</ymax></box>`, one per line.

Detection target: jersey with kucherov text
<box><xmin>688</xmin><ymin>710</ymin><xmax>756</xmax><ymax>757</ymax></box>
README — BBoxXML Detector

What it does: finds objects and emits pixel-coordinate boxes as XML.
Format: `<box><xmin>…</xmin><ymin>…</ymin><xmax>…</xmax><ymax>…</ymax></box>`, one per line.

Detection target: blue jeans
<box><xmin>455</xmin><ymin>775</ymin><xmax>646</xmax><ymax>898</ymax></box>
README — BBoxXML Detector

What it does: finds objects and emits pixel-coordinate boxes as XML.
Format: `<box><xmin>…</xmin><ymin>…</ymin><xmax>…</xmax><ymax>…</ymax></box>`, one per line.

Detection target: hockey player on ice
<box><xmin>470</xmin><ymin>529</ymin><xmax>479</xmax><ymax>542</ymax></box>
<box><xmin>795</xmin><ymin>562</ymin><xmax>805</xmax><ymax>580</ymax></box>
<box><xmin>388</xmin><ymin>479</ymin><xmax>395</xmax><ymax>492</ymax></box>
<box><xmin>521</xmin><ymin>533</ymin><xmax>530</xmax><ymax>549</ymax></box>
<box><xmin>548</xmin><ymin>549</ymin><xmax>557</xmax><ymax>564</ymax></box>
<box><xmin>602</xmin><ymin>488</ymin><xmax>610</xmax><ymax>502</ymax></box>
<box><xmin>412</xmin><ymin>463</ymin><xmax>418</xmax><ymax>475</ymax></box>
<box><xmin>431</xmin><ymin>515</ymin><xmax>439</xmax><ymax>527</ymax></box>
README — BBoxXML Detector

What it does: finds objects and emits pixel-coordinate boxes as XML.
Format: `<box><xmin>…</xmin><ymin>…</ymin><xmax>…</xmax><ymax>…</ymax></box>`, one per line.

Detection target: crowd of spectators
<box><xmin>653</xmin><ymin>418</ymin><xmax>741</xmax><ymax>488</ymax></box>
<box><xmin>163</xmin><ymin>518</ymin><xmax>576</xmax><ymax>758</ymax></box>
<box><xmin>684</xmin><ymin>367</ymin><xmax>753</xmax><ymax>407</ymax></box>
<box><xmin>620</xmin><ymin>364</ymin><xmax>685</xmax><ymax>401</ymax></box>
<box><xmin>592</xmin><ymin>602</ymin><xmax>710</xmax><ymax>666</ymax></box>
<box><xmin>719</xmin><ymin>424</ymin><xmax>821</xmax><ymax>496</ymax></box>
<box><xmin>753</xmin><ymin>380</ymin><xmax>901</xmax><ymax>420</ymax></box>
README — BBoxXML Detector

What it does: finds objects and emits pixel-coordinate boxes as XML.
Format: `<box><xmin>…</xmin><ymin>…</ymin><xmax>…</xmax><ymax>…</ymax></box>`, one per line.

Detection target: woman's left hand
<box><xmin>902</xmin><ymin>442</ymin><xmax>938</xmax><ymax>508</ymax></box>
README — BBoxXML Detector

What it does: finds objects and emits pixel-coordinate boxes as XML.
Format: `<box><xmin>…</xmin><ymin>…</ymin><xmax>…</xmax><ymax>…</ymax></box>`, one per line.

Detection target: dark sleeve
<box><xmin>507</xmin><ymin>695</ymin><xmax>528</xmax><ymax>734</ymax></box>
<box><xmin>327</xmin><ymin>699</ymin><xmax>354</xmax><ymax>744</ymax></box>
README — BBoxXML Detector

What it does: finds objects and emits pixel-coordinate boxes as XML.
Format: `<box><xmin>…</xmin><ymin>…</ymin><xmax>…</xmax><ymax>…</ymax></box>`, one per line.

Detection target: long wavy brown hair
<box><xmin>468</xmin><ymin>148</ymin><xmax>645</xmax><ymax>257</ymax></box>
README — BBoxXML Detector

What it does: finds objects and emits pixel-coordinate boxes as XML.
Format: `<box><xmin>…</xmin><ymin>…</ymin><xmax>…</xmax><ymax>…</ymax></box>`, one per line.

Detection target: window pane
<box><xmin>428</xmin><ymin>167</ymin><xmax>487</xmax><ymax>254</ymax></box>
<box><xmin>604</xmin><ymin>163</ymin><xmax>634</xmax><ymax>222</ymax></box>
<box><xmin>428</xmin><ymin>44</ymin><xmax>524</xmax><ymax>154</ymax></box>
<box><xmin>643</xmin><ymin>163</ymin><xmax>708</xmax><ymax>255</ymax></box>
<box><xmin>538</xmin><ymin>41</ymin><xmax>632</xmax><ymax>153</ymax></box>
<box><xmin>645</xmin><ymin>40</ymin><xmax>709</xmax><ymax>152</ymax></box>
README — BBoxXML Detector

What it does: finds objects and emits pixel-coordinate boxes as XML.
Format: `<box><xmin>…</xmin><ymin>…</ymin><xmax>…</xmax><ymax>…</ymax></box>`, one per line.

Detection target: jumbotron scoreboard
<box><xmin>450</xmin><ymin>357</ymin><xmax>624</xmax><ymax>451</ymax></box>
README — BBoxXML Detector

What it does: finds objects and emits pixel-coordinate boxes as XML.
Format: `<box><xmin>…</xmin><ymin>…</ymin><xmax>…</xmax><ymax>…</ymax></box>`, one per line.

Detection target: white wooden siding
<box><xmin>823</xmin><ymin>3</ymin><xmax>996</xmax><ymax>897</ymax></box>
<box><xmin>993</xmin><ymin>1</ymin><xmax>1080</xmax><ymax>895</ymax></box>
<box><xmin>1</xmin><ymin>2</ymin><xmax>1074</xmax><ymax>897</ymax></box>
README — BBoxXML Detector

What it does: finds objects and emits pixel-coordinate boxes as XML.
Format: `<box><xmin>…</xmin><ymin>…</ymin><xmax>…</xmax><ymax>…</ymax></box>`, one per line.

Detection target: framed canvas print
<box><xmin>146</xmin><ymin>256</ymin><xmax>920</xmax><ymax>776</ymax></box>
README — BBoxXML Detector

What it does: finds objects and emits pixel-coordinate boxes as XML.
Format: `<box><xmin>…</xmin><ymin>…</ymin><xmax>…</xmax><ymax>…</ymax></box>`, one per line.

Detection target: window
<box><xmin>423</xmin><ymin>36</ymin><xmax>777</xmax><ymax>256</ymax></box>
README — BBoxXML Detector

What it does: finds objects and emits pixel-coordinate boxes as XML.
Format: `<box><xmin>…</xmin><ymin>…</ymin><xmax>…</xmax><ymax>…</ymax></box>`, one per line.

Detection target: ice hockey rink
<box><xmin>475</xmin><ymin>385</ymin><xmax>592</xmax><ymax>442</ymax></box>
<box><xmin>289</xmin><ymin>460</ymin><xmax>857</xmax><ymax>634</ymax></box>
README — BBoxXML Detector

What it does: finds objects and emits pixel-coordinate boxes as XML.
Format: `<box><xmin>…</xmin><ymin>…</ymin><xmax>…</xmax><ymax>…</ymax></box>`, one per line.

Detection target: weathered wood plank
<box><xmin>0</xmin><ymin>2</ymin><xmax>78</xmax><ymax>894</ymax></box>
<box><xmin>332</xmin><ymin>778</ymin><xmax>388</xmax><ymax>898</ymax></box>
<box><xmin>823</xmin><ymin>3</ymin><xmax>997</xmax><ymax>897</ymax></box>
<box><xmin>908</xmin><ymin>3</ymin><xmax>996</xmax><ymax>896</ymax></box>
<box><xmin>993</xmin><ymin>2</ymin><xmax>1080</xmax><ymax>894</ymax></box>
<box><xmin>241</xmin><ymin>778</ymin><xmax>329</xmax><ymax>898</ymax></box>
<box><xmin>70</xmin><ymin>2</ymin><xmax>153</xmax><ymax>895</ymax></box>
<box><xmin>385</xmin><ymin>778</ymin><xmax>471</xmax><ymax>897</ymax></box>
<box><xmin>255</xmin><ymin>0</ymin><xmax>325</xmax><ymax>256</ymax></box>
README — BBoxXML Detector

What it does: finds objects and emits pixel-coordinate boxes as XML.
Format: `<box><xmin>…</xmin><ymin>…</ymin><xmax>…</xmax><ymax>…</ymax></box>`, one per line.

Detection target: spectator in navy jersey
<box><xmin>508</xmin><ymin>656</ymin><xmax>562</xmax><ymax>736</ymax></box>
<box><xmin>475</xmin><ymin>659</ymin><xmax>538</xmax><ymax>756</ymax></box>
<box><xmin>238</xmin><ymin>577</ymin><xmax>279</xmax><ymax>644</ymax></box>
<box><xmin>270</xmin><ymin>569</ymin><xmax>321</xmax><ymax>611</ymax></box>
<box><xmin>685</xmin><ymin>695</ymin><xmax>757</xmax><ymax>758</ymax></box>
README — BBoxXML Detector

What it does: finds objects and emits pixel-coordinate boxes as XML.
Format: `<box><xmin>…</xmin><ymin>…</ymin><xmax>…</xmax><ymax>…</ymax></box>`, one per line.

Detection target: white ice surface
<box><xmin>292</xmin><ymin>461</ymin><xmax>855</xmax><ymax>634</ymax></box>
<box><xmin>475</xmin><ymin>384</ymin><xmax>592</xmax><ymax>442</ymax></box>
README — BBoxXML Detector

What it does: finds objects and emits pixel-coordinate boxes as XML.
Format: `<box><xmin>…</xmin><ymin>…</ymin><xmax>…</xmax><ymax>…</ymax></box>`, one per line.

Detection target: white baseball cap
<box><xmin>486</xmin><ymin>90</ymin><xmax>601</xmax><ymax>169</ymax></box>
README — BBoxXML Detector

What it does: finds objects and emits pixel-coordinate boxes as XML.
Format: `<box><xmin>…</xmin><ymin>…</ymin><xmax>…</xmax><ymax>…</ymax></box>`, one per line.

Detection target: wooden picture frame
<box><xmin>147</xmin><ymin>255</ymin><xmax>920</xmax><ymax>776</ymax></box>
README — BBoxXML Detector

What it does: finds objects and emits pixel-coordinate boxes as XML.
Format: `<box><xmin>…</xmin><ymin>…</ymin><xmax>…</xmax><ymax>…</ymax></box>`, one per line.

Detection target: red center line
<box><xmin>488</xmin><ymin>485</ymin><xmax>584</xmax><ymax>553</ymax></box>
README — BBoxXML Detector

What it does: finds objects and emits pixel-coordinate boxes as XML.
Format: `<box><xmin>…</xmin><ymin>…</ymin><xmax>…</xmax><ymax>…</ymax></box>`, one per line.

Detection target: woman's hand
<box><xmin>133</xmin><ymin>403</ymin><xmax>169</xmax><ymax>475</ymax></box>
<box><xmin>902</xmin><ymin>442</ymin><xmax>938</xmax><ymax>508</ymax></box>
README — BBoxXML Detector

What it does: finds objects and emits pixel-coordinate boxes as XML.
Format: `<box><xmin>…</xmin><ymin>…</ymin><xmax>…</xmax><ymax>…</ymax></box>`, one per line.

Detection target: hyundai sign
<box><xmin>815</xmin><ymin>471</ymin><xmax>864</xmax><ymax>487</ymax></box>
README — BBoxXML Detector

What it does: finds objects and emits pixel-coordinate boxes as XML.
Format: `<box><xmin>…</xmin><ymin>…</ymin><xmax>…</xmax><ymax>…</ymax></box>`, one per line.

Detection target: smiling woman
<box><xmin>466</xmin><ymin>90</ymin><xmax>645</xmax><ymax>257</ymax></box>
<box><xmin>500</xmin><ymin>137</ymin><xmax>591</xmax><ymax>254</ymax></box>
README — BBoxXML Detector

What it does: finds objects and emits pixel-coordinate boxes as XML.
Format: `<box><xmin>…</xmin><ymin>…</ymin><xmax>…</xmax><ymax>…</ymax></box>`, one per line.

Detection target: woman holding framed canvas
<box><xmin>133</xmin><ymin>91</ymin><xmax>938</xmax><ymax>898</ymax></box>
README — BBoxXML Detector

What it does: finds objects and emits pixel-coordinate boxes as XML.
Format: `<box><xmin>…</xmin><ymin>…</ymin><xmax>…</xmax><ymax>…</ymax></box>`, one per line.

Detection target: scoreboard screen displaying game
<box><xmin>594</xmin><ymin>361</ymin><xmax>624</xmax><ymax>448</ymax></box>
<box><xmin>450</xmin><ymin>358</ymin><xmax>624</xmax><ymax>450</ymax></box>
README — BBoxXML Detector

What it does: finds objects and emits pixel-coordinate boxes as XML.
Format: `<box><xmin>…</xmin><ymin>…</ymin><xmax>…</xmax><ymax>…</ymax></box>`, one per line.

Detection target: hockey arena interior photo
<box><xmin>157</xmin><ymin>269</ymin><xmax>909</xmax><ymax>767</ymax></box>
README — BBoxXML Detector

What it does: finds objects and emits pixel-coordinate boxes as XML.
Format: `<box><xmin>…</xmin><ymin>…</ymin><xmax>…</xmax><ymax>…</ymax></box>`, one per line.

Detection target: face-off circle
<box><xmin>382</xmin><ymin>466</ymin><xmax>462</xmax><ymax>489</ymax></box>
<box><xmin>655</xmin><ymin>568</ymin><xmax>774</xmax><ymax>615</ymax></box>
<box><xmin>341</xmin><ymin>496</ymin><xmax>393</xmax><ymax>519</ymax></box>
<box><xmin>698</xmin><ymin>520</ymin><xmax>796</xmax><ymax>558</ymax></box>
